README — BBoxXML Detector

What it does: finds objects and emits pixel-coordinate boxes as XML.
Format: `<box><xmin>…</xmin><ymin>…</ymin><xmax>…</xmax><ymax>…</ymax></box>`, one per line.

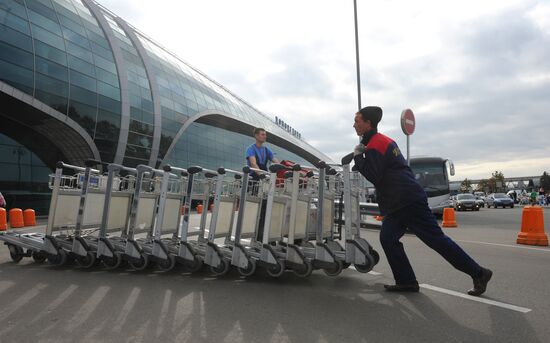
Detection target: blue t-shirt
<box><xmin>246</xmin><ymin>144</ymin><xmax>274</xmax><ymax>170</ymax></box>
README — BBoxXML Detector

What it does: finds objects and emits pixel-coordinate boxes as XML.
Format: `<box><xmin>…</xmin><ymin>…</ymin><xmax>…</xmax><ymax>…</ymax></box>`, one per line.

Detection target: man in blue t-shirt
<box><xmin>246</xmin><ymin>128</ymin><xmax>279</xmax><ymax>180</ymax></box>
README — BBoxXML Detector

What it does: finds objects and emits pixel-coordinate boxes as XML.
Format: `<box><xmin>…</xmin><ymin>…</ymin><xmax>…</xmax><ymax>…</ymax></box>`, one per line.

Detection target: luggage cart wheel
<box><xmin>370</xmin><ymin>249</ymin><xmax>380</xmax><ymax>265</ymax></box>
<box><xmin>237</xmin><ymin>258</ymin><xmax>256</xmax><ymax>277</ymax></box>
<box><xmin>157</xmin><ymin>255</ymin><xmax>176</xmax><ymax>272</ymax></box>
<box><xmin>8</xmin><ymin>245</ymin><xmax>24</xmax><ymax>263</ymax></box>
<box><xmin>266</xmin><ymin>260</ymin><xmax>285</xmax><ymax>278</ymax></box>
<box><xmin>129</xmin><ymin>254</ymin><xmax>149</xmax><ymax>271</ymax></box>
<box><xmin>209</xmin><ymin>259</ymin><xmax>230</xmax><ymax>276</ymax></box>
<box><xmin>76</xmin><ymin>251</ymin><xmax>96</xmax><ymax>269</ymax></box>
<box><xmin>102</xmin><ymin>252</ymin><xmax>123</xmax><ymax>270</ymax></box>
<box><xmin>294</xmin><ymin>260</ymin><xmax>313</xmax><ymax>278</ymax></box>
<box><xmin>354</xmin><ymin>253</ymin><xmax>375</xmax><ymax>273</ymax></box>
<box><xmin>48</xmin><ymin>249</ymin><xmax>67</xmax><ymax>266</ymax></box>
<box><xmin>323</xmin><ymin>260</ymin><xmax>344</xmax><ymax>277</ymax></box>
<box><xmin>187</xmin><ymin>255</ymin><xmax>204</xmax><ymax>273</ymax></box>
<box><xmin>32</xmin><ymin>251</ymin><xmax>47</xmax><ymax>263</ymax></box>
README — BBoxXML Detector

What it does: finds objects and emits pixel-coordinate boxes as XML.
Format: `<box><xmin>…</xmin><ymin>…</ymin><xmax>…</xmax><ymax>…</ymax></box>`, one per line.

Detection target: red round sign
<box><xmin>400</xmin><ymin>109</ymin><xmax>415</xmax><ymax>135</ymax></box>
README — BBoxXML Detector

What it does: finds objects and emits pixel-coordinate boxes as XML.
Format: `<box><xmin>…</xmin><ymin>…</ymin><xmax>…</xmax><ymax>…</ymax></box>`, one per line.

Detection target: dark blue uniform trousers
<box><xmin>380</xmin><ymin>200</ymin><xmax>482</xmax><ymax>285</ymax></box>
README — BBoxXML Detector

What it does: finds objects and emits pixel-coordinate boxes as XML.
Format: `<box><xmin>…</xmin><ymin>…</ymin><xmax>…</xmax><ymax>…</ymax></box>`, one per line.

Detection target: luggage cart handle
<box><xmin>341</xmin><ymin>152</ymin><xmax>355</xmax><ymax>165</ymax></box>
<box><xmin>107</xmin><ymin>163</ymin><xmax>137</xmax><ymax>174</ymax></box>
<box><xmin>268</xmin><ymin>164</ymin><xmax>288</xmax><ymax>173</ymax></box>
<box><xmin>56</xmin><ymin>161</ymin><xmax>100</xmax><ymax>174</ymax></box>
<box><xmin>217</xmin><ymin>167</ymin><xmax>243</xmax><ymax>179</ymax></box>
<box><xmin>162</xmin><ymin>165</ymin><xmax>188</xmax><ymax>177</ymax></box>
<box><xmin>85</xmin><ymin>159</ymin><xmax>108</xmax><ymax>168</ymax></box>
<box><xmin>244</xmin><ymin>166</ymin><xmax>268</xmax><ymax>179</ymax></box>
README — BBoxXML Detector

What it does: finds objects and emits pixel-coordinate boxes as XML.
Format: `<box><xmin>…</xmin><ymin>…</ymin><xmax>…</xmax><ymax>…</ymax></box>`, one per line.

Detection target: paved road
<box><xmin>0</xmin><ymin>207</ymin><xmax>549</xmax><ymax>342</ymax></box>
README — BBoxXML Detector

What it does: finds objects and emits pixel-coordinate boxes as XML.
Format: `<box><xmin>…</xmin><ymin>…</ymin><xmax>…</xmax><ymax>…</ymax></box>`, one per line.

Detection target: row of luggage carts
<box><xmin>0</xmin><ymin>153</ymin><xmax>379</xmax><ymax>278</ymax></box>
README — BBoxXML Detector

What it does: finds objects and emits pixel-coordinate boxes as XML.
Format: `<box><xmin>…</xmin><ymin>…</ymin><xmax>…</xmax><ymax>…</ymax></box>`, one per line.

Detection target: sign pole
<box><xmin>407</xmin><ymin>135</ymin><xmax>410</xmax><ymax>166</ymax></box>
<box><xmin>400</xmin><ymin>108</ymin><xmax>416</xmax><ymax>166</ymax></box>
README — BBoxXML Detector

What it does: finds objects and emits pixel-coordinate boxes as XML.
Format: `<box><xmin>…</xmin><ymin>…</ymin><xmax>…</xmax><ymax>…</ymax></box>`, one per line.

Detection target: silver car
<box><xmin>486</xmin><ymin>193</ymin><xmax>514</xmax><ymax>208</ymax></box>
<box><xmin>455</xmin><ymin>193</ymin><xmax>480</xmax><ymax>211</ymax></box>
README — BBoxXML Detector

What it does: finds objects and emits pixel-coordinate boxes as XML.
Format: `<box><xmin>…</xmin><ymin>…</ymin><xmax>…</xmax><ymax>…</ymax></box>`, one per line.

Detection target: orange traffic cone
<box><xmin>23</xmin><ymin>209</ymin><xmax>36</xmax><ymax>226</ymax></box>
<box><xmin>442</xmin><ymin>208</ymin><xmax>457</xmax><ymax>228</ymax></box>
<box><xmin>517</xmin><ymin>206</ymin><xmax>548</xmax><ymax>246</ymax></box>
<box><xmin>9</xmin><ymin>208</ymin><xmax>24</xmax><ymax>228</ymax></box>
<box><xmin>0</xmin><ymin>208</ymin><xmax>7</xmax><ymax>231</ymax></box>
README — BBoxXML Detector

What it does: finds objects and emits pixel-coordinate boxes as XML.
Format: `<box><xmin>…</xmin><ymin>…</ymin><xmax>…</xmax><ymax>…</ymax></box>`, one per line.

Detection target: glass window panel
<box><xmin>0</xmin><ymin>59</ymin><xmax>33</xmax><ymax>94</ymax></box>
<box><xmin>66</xmin><ymin>40</ymin><xmax>93</xmax><ymax>63</ymax></box>
<box><xmin>70</xmin><ymin>69</ymin><xmax>96</xmax><ymax>91</ymax></box>
<box><xmin>95</xmin><ymin>109</ymin><xmax>121</xmax><ymax>136</ymax></box>
<box><xmin>130</xmin><ymin>106</ymin><xmax>142</xmax><ymax>121</ymax></box>
<box><xmin>31</xmin><ymin>24</ymin><xmax>65</xmax><ymax>50</ymax></box>
<box><xmin>86</xmin><ymin>30</ymin><xmax>109</xmax><ymax>49</ymax></box>
<box><xmin>94</xmin><ymin>54</ymin><xmax>117</xmax><ymax>74</ymax></box>
<box><xmin>34</xmin><ymin>89</ymin><xmax>68</xmax><ymax>113</ymax></box>
<box><xmin>26</xmin><ymin>0</ymin><xmax>57</xmax><ymax>22</ymax></box>
<box><xmin>90</xmin><ymin>41</ymin><xmax>113</xmax><ymax>61</ymax></box>
<box><xmin>97</xmin><ymin>81</ymin><xmax>120</xmax><ymax>101</ymax></box>
<box><xmin>57</xmin><ymin>13</ymin><xmax>86</xmax><ymax>35</ymax></box>
<box><xmin>141</xmin><ymin>111</ymin><xmax>154</xmax><ymax>125</ymax></box>
<box><xmin>0</xmin><ymin>41</ymin><xmax>33</xmax><ymax>69</ymax></box>
<box><xmin>0</xmin><ymin>7</ymin><xmax>30</xmax><ymax>34</ymax></box>
<box><xmin>97</xmin><ymin>95</ymin><xmax>120</xmax><ymax>114</ymax></box>
<box><xmin>34</xmin><ymin>39</ymin><xmax>67</xmax><ymax>65</ymax></box>
<box><xmin>69</xmin><ymin>84</ymin><xmax>97</xmax><ymax>106</ymax></box>
<box><xmin>67</xmin><ymin>55</ymin><xmax>95</xmax><ymax>76</ymax></box>
<box><xmin>35</xmin><ymin>72</ymin><xmax>68</xmax><ymax>97</ymax></box>
<box><xmin>68</xmin><ymin>100</ymin><xmax>97</xmax><ymax>130</ymax></box>
<box><xmin>95</xmin><ymin>67</ymin><xmax>118</xmax><ymax>86</ymax></box>
<box><xmin>0</xmin><ymin>24</ymin><xmax>33</xmax><ymax>51</ymax></box>
<box><xmin>0</xmin><ymin>0</ymin><xmax>27</xmax><ymax>18</ymax></box>
<box><xmin>35</xmin><ymin>56</ymin><xmax>68</xmax><ymax>81</ymax></box>
<box><xmin>27</xmin><ymin>9</ymin><xmax>62</xmax><ymax>36</ymax></box>
<box><xmin>61</xmin><ymin>26</ymin><xmax>90</xmax><ymax>49</ymax></box>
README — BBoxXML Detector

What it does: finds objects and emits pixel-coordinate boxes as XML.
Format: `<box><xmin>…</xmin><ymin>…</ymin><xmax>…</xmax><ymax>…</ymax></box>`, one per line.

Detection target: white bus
<box><xmin>410</xmin><ymin>157</ymin><xmax>455</xmax><ymax>216</ymax></box>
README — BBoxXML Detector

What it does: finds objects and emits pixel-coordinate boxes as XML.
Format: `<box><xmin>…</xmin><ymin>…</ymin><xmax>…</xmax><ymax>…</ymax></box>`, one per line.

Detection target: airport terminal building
<box><xmin>0</xmin><ymin>0</ymin><xmax>331</xmax><ymax>213</ymax></box>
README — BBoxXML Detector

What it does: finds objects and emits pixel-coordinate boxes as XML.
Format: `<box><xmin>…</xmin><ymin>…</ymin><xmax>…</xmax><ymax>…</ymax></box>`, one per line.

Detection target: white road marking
<box><xmin>419</xmin><ymin>284</ymin><xmax>532</xmax><ymax>313</ymax></box>
<box><xmin>349</xmin><ymin>265</ymin><xmax>383</xmax><ymax>275</ymax></box>
<box><xmin>456</xmin><ymin>239</ymin><xmax>550</xmax><ymax>252</ymax></box>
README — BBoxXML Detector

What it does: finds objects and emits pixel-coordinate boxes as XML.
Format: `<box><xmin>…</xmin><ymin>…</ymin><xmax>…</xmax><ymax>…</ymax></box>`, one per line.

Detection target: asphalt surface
<box><xmin>1</xmin><ymin>206</ymin><xmax>549</xmax><ymax>342</ymax></box>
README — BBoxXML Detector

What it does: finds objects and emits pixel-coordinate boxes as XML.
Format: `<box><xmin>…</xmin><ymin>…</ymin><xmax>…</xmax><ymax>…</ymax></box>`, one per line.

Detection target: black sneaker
<box><xmin>384</xmin><ymin>283</ymin><xmax>420</xmax><ymax>292</ymax></box>
<box><xmin>468</xmin><ymin>268</ymin><xmax>493</xmax><ymax>296</ymax></box>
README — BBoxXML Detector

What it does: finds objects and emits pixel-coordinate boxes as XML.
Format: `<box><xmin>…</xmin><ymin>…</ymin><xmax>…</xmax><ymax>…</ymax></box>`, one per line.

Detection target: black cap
<box><xmin>358</xmin><ymin>106</ymin><xmax>383</xmax><ymax>126</ymax></box>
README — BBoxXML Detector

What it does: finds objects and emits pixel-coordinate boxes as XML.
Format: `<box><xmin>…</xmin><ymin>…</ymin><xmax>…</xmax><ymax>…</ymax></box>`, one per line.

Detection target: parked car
<box><xmin>486</xmin><ymin>193</ymin><xmax>514</xmax><ymax>208</ymax></box>
<box><xmin>475</xmin><ymin>195</ymin><xmax>485</xmax><ymax>208</ymax></box>
<box><xmin>454</xmin><ymin>193</ymin><xmax>480</xmax><ymax>211</ymax></box>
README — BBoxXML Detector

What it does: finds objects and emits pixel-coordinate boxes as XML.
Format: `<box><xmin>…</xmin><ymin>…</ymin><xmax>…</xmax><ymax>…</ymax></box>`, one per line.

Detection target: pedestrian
<box><xmin>538</xmin><ymin>187</ymin><xmax>545</xmax><ymax>206</ymax></box>
<box><xmin>352</xmin><ymin>106</ymin><xmax>492</xmax><ymax>296</ymax></box>
<box><xmin>246</xmin><ymin>128</ymin><xmax>279</xmax><ymax>241</ymax></box>
<box><xmin>0</xmin><ymin>191</ymin><xmax>5</xmax><ymax>208</ymax></box>
<box><xmin>530</xmin><ymin>190</ymin><xmax>537</xmax><ymax>205</ymax></box>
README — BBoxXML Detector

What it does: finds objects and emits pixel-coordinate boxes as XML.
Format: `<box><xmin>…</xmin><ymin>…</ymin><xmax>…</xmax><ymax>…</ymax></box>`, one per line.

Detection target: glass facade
<box><xmin>0</xmin><ymin>0</ymin><xmax>330</xmax><ymax>213</ymax></box>
<box><xmin>165</xmin><ymin>122</ymin><xmax>309</xmax><ymax>171</ymax></box>
<box><xmin>0</xmin><ymin>133</ymin><xmax>51</xmax><ymax>213</ymax></box>
<box><xmin>0</xmin><ymin>0</ymin><xmax>122</xmax><ymax>163</ymax></box>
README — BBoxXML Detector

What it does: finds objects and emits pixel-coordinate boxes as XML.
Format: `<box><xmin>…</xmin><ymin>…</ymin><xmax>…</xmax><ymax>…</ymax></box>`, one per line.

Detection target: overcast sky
<box><xmin>96</xmin><ymin>0</ymin><xmax>550</xmax><ymax>181</ymax></box>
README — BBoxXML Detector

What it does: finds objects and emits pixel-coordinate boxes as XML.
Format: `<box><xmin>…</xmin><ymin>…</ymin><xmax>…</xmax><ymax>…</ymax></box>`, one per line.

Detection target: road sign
<box><xmin>401</xmin><ymin>109</ymin><xmax>415</xmax><ymax>135</ymax></box>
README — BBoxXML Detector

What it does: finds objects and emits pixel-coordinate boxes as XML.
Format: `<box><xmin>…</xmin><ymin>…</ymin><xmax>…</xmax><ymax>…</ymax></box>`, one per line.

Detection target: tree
<box><xmin>477</xmin><ymin>179</ymin><xmax>490</xmax><ymax>193</ymax></box>
<box><xmin>489</xmin><ymin>170</ymin><xmax>505</xmax><ymax>192</ymax></box>
<box><xmin>541</xmin><ymin>171</ymin><xmax>550</xmax><ymax>191</ymax></box>
<box><xmin>460</xmin><ymin>178</ymin><xmax>472</xmax><ymax>192</ymax></box>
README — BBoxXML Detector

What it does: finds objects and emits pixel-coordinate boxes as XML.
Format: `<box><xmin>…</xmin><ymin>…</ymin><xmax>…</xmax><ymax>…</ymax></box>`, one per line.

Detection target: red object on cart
<box><xmin>276</xmin><ymin>160</ymin><xmax>311</xmax><ymax>187</ymax></box>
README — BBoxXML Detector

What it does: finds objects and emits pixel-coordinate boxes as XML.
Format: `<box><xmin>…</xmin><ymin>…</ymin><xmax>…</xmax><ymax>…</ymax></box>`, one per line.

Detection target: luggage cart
<box><xmin>0</xmin><ymin>161</ymin><xmax>104</xmax><ymax>266</ymax></box>
<box><xmin>95</xmin><ymin>164</ymin><xmax>161</xmax><ymax>271</ymax></box>
<box><xmin>339</xmin><ymin>153</ymin><xmax>380</xmax><ymax>272</ymax></box>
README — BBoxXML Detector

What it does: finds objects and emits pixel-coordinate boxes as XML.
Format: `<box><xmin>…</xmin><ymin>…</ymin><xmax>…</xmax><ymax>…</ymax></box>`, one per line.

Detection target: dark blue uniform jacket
<box><xmin>353</xmin><ymin>129</ymin><xmax>427</xmax><ymax>215</ymax></box>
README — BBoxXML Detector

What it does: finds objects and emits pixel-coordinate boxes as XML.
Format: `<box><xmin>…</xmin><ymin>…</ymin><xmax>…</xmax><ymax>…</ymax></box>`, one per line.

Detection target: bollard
<box><xmin>517</xmin><ymin>206</ymin><xmax>548</xmax><ymax>246</ymax></box>
<box><xmin>9</xmin><ymin>208</ymin><xmax>24</xmax><ymax>228</ymax></box>
<box><xmin>197</xmin><ymin>204</ymin><xmax>203</xmax><ymax>214</ymax></box>
<box><xmin>23</xmin><ymin>209</ymin><xmax>36</xmax><ymax>226</ymax></box>
<box><xmin>0</xmin><ymin>208</ymin><xmax>7</xmax><ymax>231</ymax></box>
<box><xmin>442</xmin><ymin>208</ymin><xmax>457</xmax><ymax>228</ymax></box>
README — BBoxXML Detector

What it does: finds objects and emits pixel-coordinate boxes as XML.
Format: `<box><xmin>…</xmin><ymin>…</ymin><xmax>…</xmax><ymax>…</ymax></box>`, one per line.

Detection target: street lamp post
<box><xmin>353</xmin><ymin>0</ymin><xmax>361</xmax><ymax>112</ymax></box>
